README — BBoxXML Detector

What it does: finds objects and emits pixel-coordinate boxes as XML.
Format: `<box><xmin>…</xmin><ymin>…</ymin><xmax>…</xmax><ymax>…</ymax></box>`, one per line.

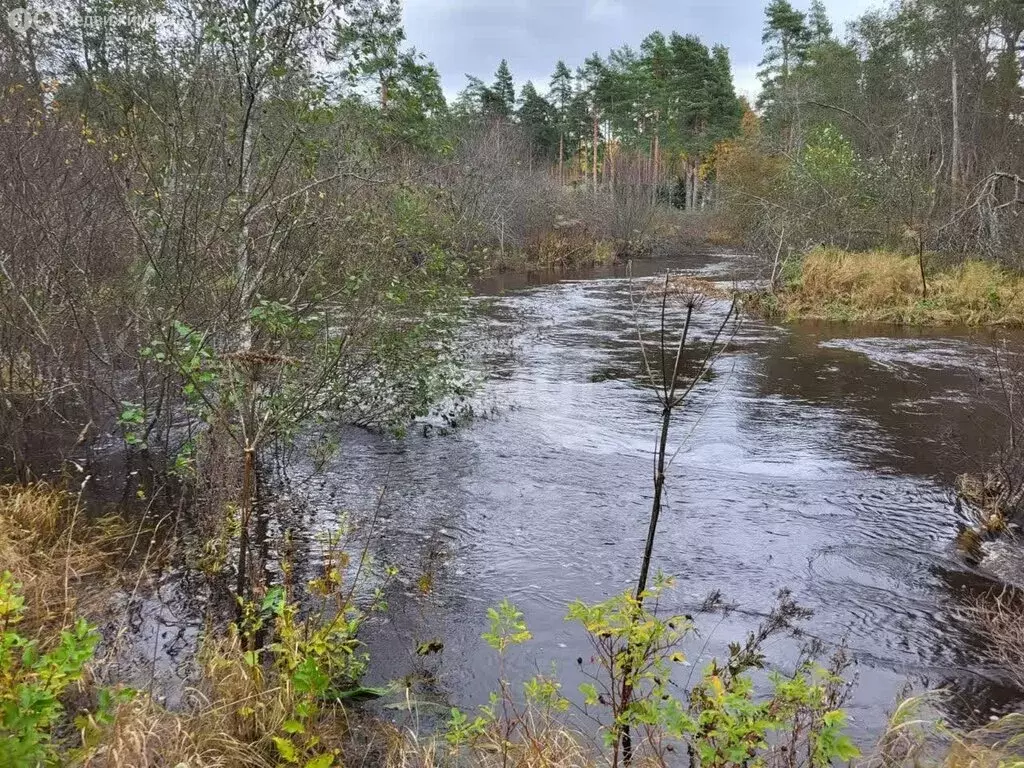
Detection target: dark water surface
<box><xmin>105</xmin><ymin>250</ymin><xmax>1024</xmax><ymax>740</ymax></box>
<box><xmin>291</xmin><ymin>250</ymin><xmax>1024</xmax><ymax>742</ymax></box>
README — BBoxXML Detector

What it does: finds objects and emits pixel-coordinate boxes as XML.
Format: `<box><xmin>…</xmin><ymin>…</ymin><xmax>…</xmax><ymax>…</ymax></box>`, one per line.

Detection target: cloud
<box><xmin>586</xmin><ymin>0</ymin><xmax>626</xmax><ymax>22</ymax></box>
<box><xmin>400</xmin><ymin>0</ymin><xmax>886</xmax><ymax>99</ymax></box>
<box><xmin>732</xmin><ymin>64</ymin><xmax>761</xmax><ymax>103</ymax></box>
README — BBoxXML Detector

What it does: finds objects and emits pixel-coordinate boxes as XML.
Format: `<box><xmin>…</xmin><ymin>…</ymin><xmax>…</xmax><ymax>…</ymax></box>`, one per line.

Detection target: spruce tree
<box><xmin>493</xmin><ymin>58</ymin><xmax>516</xmax><ymax>118</ymax></box>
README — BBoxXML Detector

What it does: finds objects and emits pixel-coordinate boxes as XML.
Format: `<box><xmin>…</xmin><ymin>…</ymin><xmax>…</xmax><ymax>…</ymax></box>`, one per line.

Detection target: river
<box><xmin>294</xmin><ymin>250</ymin><xmax>1023</xmax><ymax>743</ymax></box>
<box><xmin>110</xmin><ymin>249</ymin><xmax>1024</xmax><ymax>743</ymax></box>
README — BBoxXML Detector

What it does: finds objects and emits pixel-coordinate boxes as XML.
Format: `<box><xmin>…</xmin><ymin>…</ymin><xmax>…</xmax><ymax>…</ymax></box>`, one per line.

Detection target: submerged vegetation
<box><xmin>955</xmin><ymin>350</ymin><xmax>1024</xmax><ymax>558</ymax></box>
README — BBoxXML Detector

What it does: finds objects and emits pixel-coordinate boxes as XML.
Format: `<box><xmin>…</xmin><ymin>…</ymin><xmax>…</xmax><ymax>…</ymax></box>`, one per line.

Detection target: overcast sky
<box><xmin>402</xmin><ymin>0</ymin><xmax>882</xmax><ymax>102</ymax></box>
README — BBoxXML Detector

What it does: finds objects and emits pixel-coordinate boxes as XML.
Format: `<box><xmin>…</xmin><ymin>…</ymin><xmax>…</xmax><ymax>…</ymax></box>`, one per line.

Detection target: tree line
<box><xmin>721</xmin><ymin>0</ymin><xmax>1024</xmax><ymax>262</ymax></box>
<box><xmin>0</xmin><ymin>0</ymin><xmax>748</xmax><ymax>511</ymax></box>
<box><xmin>453</xmin><ymin>37</ymin><xmax>744</xmax><ymax>209</ymax></box>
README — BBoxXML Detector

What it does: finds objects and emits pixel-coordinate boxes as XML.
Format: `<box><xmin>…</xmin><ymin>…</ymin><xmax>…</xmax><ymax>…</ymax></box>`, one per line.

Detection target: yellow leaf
<box><xmin>710</xmin><ymin>675</ymin><xmax>725</xmax><ymax>699</ymax></box>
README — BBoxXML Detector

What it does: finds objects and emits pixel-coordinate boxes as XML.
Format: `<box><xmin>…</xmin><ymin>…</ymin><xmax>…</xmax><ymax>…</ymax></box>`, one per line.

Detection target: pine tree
<box><xmin>518</xmin><ymin>81</ymin><xmax>557</xmax><ymax>161</ymax></box>
<box><xmin>758</xmin><ymin>0</ymin><xmax>811</xmax><ymax>148</ymax></box>
<box><xmin>602</xmin><ymin>45</ymin><xmax>641</xmax><ymax>157</ymax></box>
<box><xmin>578</xmin><ymin>53</ymin><xmax>607</xmax><ymax>191</ymax></box>
<box><xmin>549</xmin><ymin>60</ymin><xmax>574</xmax><ymax>180</ymax></box>
<box><xmin>808</xmin><ymin>0</ymin><xmax>834</xmax><ymax>45</ymax></box>
<box><xmin>452</xmin><ymin>74</ymin><xmax>486</xmax><ymax>115</ymax></box>
<box><xmin>709</xmin><ymin>45</ymin><xmax>744</xmax><ymax>140</ymax></box>
<box><xmin>337</xmin><ymin>0</ymin><xmax>405</xmax><ymax>109</ymax></box>
<box><xmin>758</xmin><ymin>0</ymin><xmax>810</xmax><ymax>97</ymax></box>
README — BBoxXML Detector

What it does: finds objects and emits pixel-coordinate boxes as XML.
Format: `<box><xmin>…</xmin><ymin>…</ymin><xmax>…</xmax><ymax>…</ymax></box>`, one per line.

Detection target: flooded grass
<box><xmin>0</xmin><ymin>483</ymin><xmax>123</xmax><ymax>634</ymax></box>
<box><xmin>751</xmin><ymin>248</ymin><xmax>1024</xmax><ymax>327</ymax></box>
<box><xmin>870</xmin><ymin>695</ymin><xmax>1024</xmax><ymax>768</ymax></box>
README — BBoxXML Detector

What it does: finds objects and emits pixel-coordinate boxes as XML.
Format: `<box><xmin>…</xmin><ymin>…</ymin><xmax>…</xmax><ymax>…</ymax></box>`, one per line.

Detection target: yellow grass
<box><xmin>867</xmin><ymin>695</ymin><xmax>1024</xmax><ymax>768</ymax></box>
<box><xmin>0</xmin><ymin>482</ymin><xmax>120</xmax><ymax>635</ymax></box>
<box><xmin>769</xmin><ymin>247</ymin><xmax>1024</xmax><ymax>326</ymax></box>
<box><xmin>524</xmin><ymin>228</ymin><xmax>616</xmax><ymax>270</ymax></box>
<box><xmin>79</xmin><ymin>634</ymin><xmax>281</xmax><ymax>768</ymax></box>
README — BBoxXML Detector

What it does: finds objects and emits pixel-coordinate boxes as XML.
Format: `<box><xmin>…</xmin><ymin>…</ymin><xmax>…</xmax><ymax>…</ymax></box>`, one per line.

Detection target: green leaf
<box><xmin>327</xmin><ymin>685</ymin><xmax>389</xmax><ymax>702</ymax></box>
<box><xmin>833</xmin><ymin>735</ymin><xmax>860</xmax><ymax>761</ymax></box>
<box><xmin>260</xmin><ymin>586</ymin><xmax>286</xmax><ymax>616</ymax></box>
<box><xmin>273</xmin><ymin>735</ymin><xmax>299</xmax><ymax>763</ymax></box>
<box><xmin>579</xmin><ymin>682</ymin><xmax>599</xmax><ymax>705</ymax></box>
<box><xmin>304</xmin><ymin>755</ymin><xmax>334</xmax><ymax>768</ymax></box>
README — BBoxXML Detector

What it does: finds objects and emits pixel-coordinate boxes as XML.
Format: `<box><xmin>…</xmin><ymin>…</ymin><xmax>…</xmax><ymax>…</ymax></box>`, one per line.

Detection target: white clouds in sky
<box><xmin>586</xmin><ymin>0</ymin><xmax>626</xmax><ymax>22</ymax></box>
<box><xmin>401</xmin><ymin>0</ymin><xmax>890</xmax><ymax>98</ymax></box>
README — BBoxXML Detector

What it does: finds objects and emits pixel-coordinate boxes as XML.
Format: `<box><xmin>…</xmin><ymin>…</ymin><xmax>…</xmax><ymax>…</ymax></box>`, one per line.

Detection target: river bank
<box><xmin>481</xmin><ymin>209</ymin><xmax>728</xmax><ymax>274</ymax></box>
<box><xmin>746</xmin><ymin>248</ymin><xmax>1024</xmax><ymax>328</ymax></box>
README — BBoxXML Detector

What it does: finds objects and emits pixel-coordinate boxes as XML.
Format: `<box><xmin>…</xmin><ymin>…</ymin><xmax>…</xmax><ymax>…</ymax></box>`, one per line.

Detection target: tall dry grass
<box><xmin>83</xmin><ymin>652</ymin><xmax>613</xmax><ymax>768</ymax></box>
<box><xmin>866</xmin><ymin>694</ymin><xmax>1024</xmax><ymax>768</ymax></box>
<box><xmin>960</xmin><ymin>589</ymin><xmax>1024</xmax><ymax>691</ymax></box>
<box><xmin>79</xmin><ymin>631</ymin><xmax>286</xmax><ymax>768</ymax></box>
<box><xmin>0</xmin><ymin>482</ymin><xmax>121</xmax><ymax>636</ymax></box>
<box><xmin>383</xmin><ymin>723</ymin><xmax>603</xmax><ymax>768</ymax></box>
<box><xmin>770</xmin><ymin>248</ymin><xmax>1024</xmax><ymax>326</ymax></box>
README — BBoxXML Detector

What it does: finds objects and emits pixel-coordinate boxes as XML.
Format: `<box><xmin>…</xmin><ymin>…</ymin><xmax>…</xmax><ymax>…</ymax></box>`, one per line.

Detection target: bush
<box><xmin>441</xmin><ymin>583</ymin><xmax>858</xmax><ymax>768</ymax></box>
<box><xmin>0</xmin><ymin>573</ymin><xmax>99</xmax><ymax>767</ymax></box>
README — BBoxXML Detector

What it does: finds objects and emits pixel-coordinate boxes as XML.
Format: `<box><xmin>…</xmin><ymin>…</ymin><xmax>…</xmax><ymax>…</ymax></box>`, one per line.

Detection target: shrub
<box><xmin>0</xmin><ymin>572</ymin><xmax>99</xmax><ymax>767</ymax></box>
<box><xmin>443</xmin><ymin>583</ymin><xmax>858</xmax><ymax>768</ymax></box>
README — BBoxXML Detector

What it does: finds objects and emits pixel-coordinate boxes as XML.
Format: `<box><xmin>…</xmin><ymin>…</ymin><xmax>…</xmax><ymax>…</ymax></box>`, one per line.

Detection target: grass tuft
<box><xmin>867</xmin><ymin>694</ymin><xmax>1024</xmax><ymax>768</ymax></box>
<box><xmin>0</xmin><ymin>483</ymin><xmax>120</xmax><ymax>635</ymax></box>
<box><xmin>759</xmin><ymin>247</ymin><xmax>1024</xmax><ymax>326</ymax></box>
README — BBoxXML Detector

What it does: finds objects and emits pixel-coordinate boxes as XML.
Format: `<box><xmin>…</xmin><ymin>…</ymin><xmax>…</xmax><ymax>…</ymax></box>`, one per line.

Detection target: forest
<box><xmin>0</xmin><ymin>0</ymin><xmax>1023</xmax><ymax>766</ymax></box>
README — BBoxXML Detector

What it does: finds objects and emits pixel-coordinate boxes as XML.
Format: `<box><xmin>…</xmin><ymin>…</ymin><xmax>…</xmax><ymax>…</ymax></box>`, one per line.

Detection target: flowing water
<box><xmin>294</xmin><ymin>250</ymin><xmax>1024</xmax><ymax>742</ymax></box>
<box><xmin>109</xmin><ymin>249</ymin><xmax>1024</xmax><ymax>741</ymax></box>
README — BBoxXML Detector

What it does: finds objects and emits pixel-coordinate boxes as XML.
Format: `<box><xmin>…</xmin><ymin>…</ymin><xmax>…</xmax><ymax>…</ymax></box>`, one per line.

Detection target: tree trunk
<box><xmin>237</xmin><ymin>85</ymin><xmax>258</xmax><ymax>351</ymax></box>
<box><xmin>686</xmin><ymin>165</ymin><xmax>692</xmax><ymax>211</ymax></box>
<box><xmin>651</xmin><ymin>133</ymin><xmax>660</xmax><ymax>205</ymax></box>
<box><xmin>558</xmin><ymin>132</ymin><xmax>564</xmax><ymax>185</ymax></box>
<box><xmin>692</xmin><ymin>162</ymin><xmax>700</xmax><ymax>210</ymax></box>
<box><xmin>951</xmin><ymin>56</ymin><xmax>961</xmax><ymax>190</ymax></box>
<box><xmin>236</xmin><ymin>444</ymin><xmax>256</xmax><ymax>611</ymax></box>
<box><xmin>592</xmin><ymin>115</ymin><xmax>599</xmax><ymax>194</ymax></box>
<box><xmin>602</xmin><ymin>126</ymin><xmax>609</xmax><ymax>189</ymax></box>
<box><xmin>610</xmin><ymin>142</ymin><xmax>616</xmax><ymax>193</ymax></box>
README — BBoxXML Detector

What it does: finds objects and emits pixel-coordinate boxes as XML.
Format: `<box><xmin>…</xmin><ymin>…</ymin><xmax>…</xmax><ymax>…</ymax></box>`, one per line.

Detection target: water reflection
<box><xmin>331</xmin><ymin>254</ymin><xmax>1024</xmax><ymax>743</ymax></box>
<box><xmin>91</xmin><ymin>251</ymin><xmax>1024</xmax><ymax>744</ymax></box>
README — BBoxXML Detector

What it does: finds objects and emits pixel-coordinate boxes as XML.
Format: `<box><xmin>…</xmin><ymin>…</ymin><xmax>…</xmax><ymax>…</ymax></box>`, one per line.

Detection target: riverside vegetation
<box><xmin>745</xmin><ymin>248</ymin><xmax>1024</xmax><ymax>327</ymax></box>
<box><xmin>712</xmin><ymin>0</ymin><xmax>1024</xmax><ymax>326</ymax></box>
<box><xmin>2</xmin><ymin>0</ymin><xmax>1024</xmax><ymax>765</ymax></box>
<box><xmin>712</xmin><ymin>0</ymin><xmax>1024</xmax><ymax>666</ymax></box>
